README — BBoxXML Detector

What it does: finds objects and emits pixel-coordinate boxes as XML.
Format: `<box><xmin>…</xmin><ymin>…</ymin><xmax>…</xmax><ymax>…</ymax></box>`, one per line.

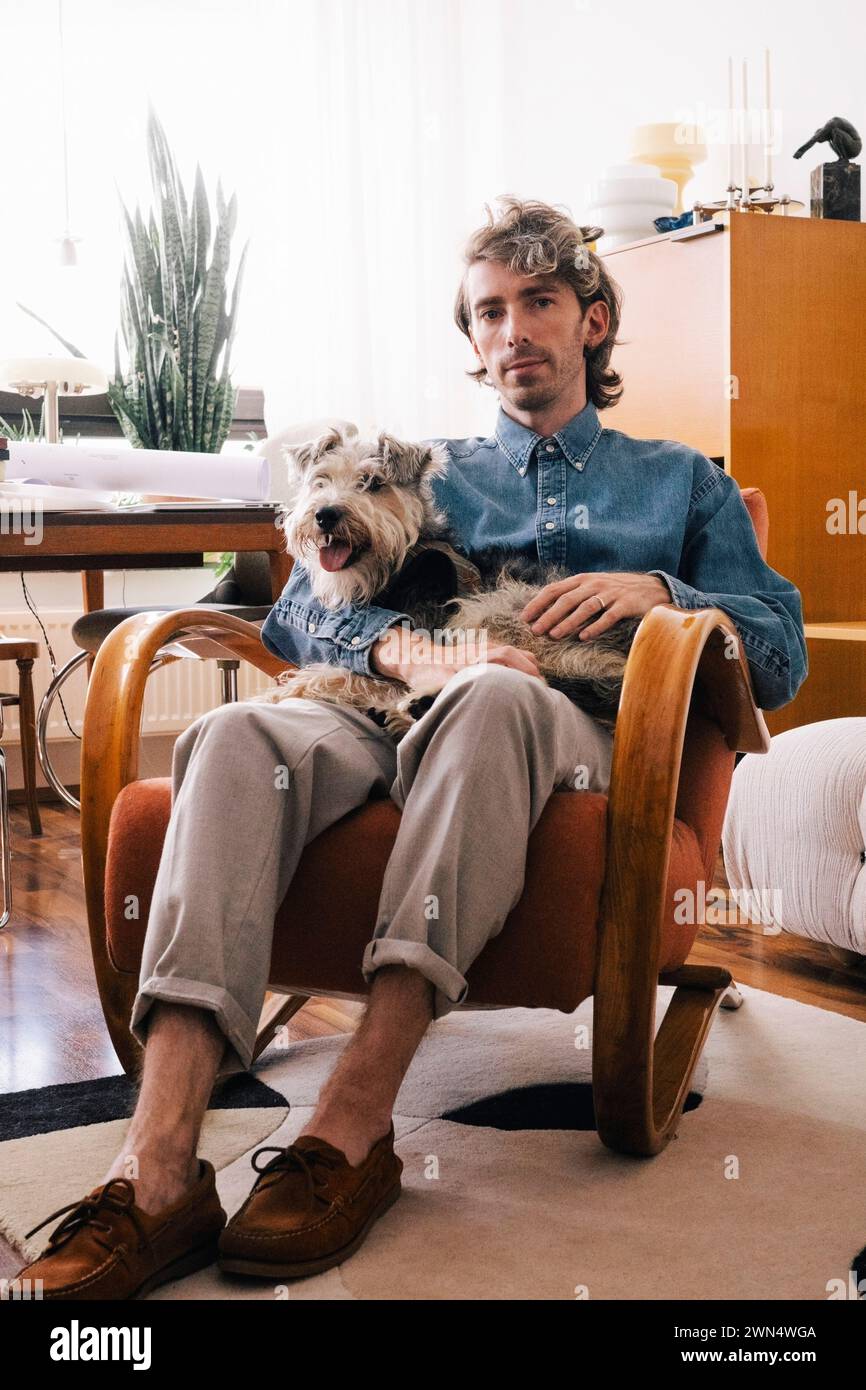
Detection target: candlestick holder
<box><xmin>691</xmin><ymin>184</ymin><xmax>805</xmax><ymax>223</ymax></box>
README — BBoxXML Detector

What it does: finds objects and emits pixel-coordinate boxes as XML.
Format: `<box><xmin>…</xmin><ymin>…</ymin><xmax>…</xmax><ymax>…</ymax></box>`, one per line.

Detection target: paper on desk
<box><xmin>0</xmin><ymin>480</ymin><xmax>117</xmax><ymax>510</ymax></box>
<box><xmin>4</xmin><ymin>442</ymin><xmax>271</xmax><ymax>501</ymax></box>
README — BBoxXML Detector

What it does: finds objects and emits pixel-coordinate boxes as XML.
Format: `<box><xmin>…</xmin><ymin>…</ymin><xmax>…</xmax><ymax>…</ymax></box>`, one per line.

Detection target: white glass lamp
<box><xmin>0</xmin><ymin>355</ymin><xmax>108</xmax><ymax>443</ymax></box>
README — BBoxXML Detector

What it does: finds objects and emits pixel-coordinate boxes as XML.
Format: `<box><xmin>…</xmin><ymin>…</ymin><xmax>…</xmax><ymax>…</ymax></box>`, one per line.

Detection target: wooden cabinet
<box><xmin>602</xmin><ymin>214</ymin><xmax>866</xmax><ymax>735</ymax></box>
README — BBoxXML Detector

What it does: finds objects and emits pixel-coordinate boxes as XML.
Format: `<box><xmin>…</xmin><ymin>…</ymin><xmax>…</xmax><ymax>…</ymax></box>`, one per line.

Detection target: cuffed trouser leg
<box><xmin>129</xmin><ymin>699</ymin><xmax>398</xmax><ymax>1075</ymax></box>
<box><xmin>361</xmin><ymin>663</ymin><xmax>614</xmax><ymax>1020</ymax></box>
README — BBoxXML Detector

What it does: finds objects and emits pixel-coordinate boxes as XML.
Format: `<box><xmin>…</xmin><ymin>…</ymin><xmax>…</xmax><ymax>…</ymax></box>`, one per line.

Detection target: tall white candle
<box><xmin>728</xmin><ymin>56</ymin><xmax>734</xmax><ymax>190</ymax></box>
<box><xmin>764</xmin><ymin>47</ymin><xmax>772</xmax><ymax>189</ymax></box>
<box><xmin>741</xmin><ymin>58</ymin><xmax>750</xmax><ymax>200</ymax></box>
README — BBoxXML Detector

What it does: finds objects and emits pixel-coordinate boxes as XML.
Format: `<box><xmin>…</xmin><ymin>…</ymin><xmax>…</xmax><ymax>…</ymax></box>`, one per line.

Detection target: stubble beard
<box><xmin>492</xmin><ymin>332</ymin><xmax>586</xmax><ymax>412</ymax></box>
<box><xmin>493</xmin><ymin>355</ymin><xmax>556</xmax><ymax>411</ymax></box>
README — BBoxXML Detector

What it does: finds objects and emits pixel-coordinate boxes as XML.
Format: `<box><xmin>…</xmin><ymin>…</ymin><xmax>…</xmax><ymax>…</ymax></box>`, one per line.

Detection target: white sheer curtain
<box><xmin>245</xmin><ymin>0</ymin><xmax>511</xmax><ymax>439</ymax></box>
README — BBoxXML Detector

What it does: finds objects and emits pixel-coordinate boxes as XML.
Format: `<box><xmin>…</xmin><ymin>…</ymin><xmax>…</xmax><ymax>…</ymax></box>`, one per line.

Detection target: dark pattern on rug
<box><xmin>0</xmin><ymin>1073</ymin><xmax>288</xmax><ymax>1143</ymax></box>
<box><xmin>442</xmin><ymin>1082</ymin><xmax>703</xmax><ymax>1130</ymax></box>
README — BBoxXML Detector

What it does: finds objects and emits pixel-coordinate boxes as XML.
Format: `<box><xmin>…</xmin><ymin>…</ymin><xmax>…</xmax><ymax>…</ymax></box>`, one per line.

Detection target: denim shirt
<box><xmin>259</xmin><ymin>400</ymin><xmax>808</xmax><ymax>712</ymax></box>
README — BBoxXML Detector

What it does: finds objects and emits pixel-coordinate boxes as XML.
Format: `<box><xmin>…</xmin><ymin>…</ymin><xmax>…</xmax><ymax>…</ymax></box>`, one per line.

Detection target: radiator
<box><xmin>0</xmin><ymin>608</ymin><xmax>275</xmax><ymax>745</ymax></box>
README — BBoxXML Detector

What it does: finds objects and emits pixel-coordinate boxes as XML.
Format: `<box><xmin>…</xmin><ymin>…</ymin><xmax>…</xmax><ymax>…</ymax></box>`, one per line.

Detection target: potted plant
<box><xmin>6</xmin><ymin>111</ymin><xmax>248</xmax><ymax>578</ymax></box>
<box><xmin>108</xmin><ymin>106</ymin><xmax>248</xmax><ymax>457</ymax></box>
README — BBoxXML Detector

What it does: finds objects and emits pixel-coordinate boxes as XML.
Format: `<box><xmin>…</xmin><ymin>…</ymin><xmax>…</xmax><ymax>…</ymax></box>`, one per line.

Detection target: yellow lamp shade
<box><xmin>629</xmin><ymin>122</ymin><xmax>708</xmax><ymax>215</ymax></box>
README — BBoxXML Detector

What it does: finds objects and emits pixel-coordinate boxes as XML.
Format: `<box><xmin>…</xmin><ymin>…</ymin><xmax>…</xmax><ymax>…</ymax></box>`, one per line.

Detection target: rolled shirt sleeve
<box><xmin>647</xmin><ymin>463</ymin><xmax>809</xmax><ymax>712</ymax></box>
<box><xmin>259</xmin><ymin>560</ymin><xmax>412</xmax><ymax>677</ymax></box>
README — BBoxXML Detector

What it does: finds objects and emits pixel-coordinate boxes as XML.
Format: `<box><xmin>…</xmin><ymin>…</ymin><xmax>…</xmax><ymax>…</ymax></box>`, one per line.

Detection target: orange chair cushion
<box><xmin>105</xmin><ymin>779</ymin><xmax>704</xmax><ymax>1014</ymax></box>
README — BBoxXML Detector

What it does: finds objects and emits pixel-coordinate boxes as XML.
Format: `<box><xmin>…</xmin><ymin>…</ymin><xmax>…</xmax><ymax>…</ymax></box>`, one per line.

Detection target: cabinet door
<box><xmin>601</xmin><ymin>228</ymin><xmax>728</xmax><ymax>461</ymax></box>
<box><xmin>728</xmin><ymin>213</ymin><xmax>866</xmax><ymax>624</ymax></box>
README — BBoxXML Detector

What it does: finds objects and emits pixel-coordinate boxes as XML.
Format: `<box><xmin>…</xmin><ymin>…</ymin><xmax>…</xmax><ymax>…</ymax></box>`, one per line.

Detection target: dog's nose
<box><xmin>315</xmin><ymin>506</ymin><xmax>342</xmax><ymax>531</ymax></box>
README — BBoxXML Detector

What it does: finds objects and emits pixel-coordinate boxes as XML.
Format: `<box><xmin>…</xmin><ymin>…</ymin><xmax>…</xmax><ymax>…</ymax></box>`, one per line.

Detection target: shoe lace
<box><xmin>24</xmin><ymin>1178</ymin><xmax>151</xmax><ymax>1260</ymax></box>
<box><xmin>250</xmin><ymin>1144</ymin><xmax>345</xmax><ymax>1210</ymax></box>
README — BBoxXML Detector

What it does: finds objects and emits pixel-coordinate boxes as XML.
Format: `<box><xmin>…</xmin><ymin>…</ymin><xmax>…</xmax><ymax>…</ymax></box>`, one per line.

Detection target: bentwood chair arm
<box><xmin>592</xmin><ymin>603</ymin><xmax>770</xmax><ymax>1156</ymax></box>
<box><xmin>80</xmin><ymin>608</ymin><xmax>291</xmax><ymax>1069</ymax></box>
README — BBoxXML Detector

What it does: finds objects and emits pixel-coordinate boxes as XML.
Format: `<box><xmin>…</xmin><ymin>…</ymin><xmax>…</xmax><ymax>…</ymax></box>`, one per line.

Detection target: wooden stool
<box><xmin>0</xmin><ymin>638</ymin><xmax>43</xmax><ymax>837</ymax></box>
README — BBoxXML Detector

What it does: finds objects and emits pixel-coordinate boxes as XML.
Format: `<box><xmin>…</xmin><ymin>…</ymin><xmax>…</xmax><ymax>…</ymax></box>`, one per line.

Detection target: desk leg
<box><xmin>82</xmin><ymin>571</ymin><xmax>104</xmax><ymax>680</ymax></box>
<box><xmin>82</xmin><ymin>570</ymin><xmax>104</xmax><ymax>613</ymax></box>
<box><xmin>16</xmin><ymin>657</ymin><xmax>42</xmax><ymax>836</ymax></box>
<box><xmin>268</xmin><ymin>548</ymin><xmax>291</xmax><ymax>601</ymax></box>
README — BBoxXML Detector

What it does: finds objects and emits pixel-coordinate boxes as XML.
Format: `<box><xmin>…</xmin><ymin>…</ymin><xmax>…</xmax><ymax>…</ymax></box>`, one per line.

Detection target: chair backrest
<box><xmin>739</xmin><ymin>486</ymin><xmax>768</xmax><ymax>560</ymax></box>
<box><xmin>197</xmin><ymin>549</ymin><xmax>275</xmax><ymax>606</ymax></box>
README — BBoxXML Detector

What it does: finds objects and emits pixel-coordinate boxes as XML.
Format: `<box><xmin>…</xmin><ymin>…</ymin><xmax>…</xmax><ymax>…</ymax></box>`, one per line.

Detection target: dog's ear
<box><xmin>282</xmin><ymin>426</ymin><xmax>346</xmax><ymax>481</ymax></box>
<box><xmin>377</xmin><ymin>433</ymin><xmax>450</xmax><ymax>486</ymax></box>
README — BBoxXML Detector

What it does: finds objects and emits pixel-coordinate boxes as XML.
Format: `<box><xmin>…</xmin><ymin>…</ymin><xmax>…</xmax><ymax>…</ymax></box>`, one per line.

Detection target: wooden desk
<box><xmin>0</xmin><ymin>503</ymin><xmax>291</xmax><ymax>613</ymax></box>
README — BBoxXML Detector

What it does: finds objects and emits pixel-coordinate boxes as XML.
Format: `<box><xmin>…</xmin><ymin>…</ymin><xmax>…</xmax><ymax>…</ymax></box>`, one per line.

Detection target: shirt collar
<box><xmin>493</xmin><ymin>399</ymin><xmax>603</xmax><ymax>476</ymax></box>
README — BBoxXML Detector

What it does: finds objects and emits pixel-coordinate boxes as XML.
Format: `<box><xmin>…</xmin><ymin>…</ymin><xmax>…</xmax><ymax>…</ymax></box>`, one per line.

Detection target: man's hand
<box><xmin>519</xmin><ymin>571</ymin><xmax>671</xmax><ymax>641</ymax></box>
<box><xmin>371</xmin><ymin>626</ymin><xmax>543</xmax><ymax>692</ymax></box>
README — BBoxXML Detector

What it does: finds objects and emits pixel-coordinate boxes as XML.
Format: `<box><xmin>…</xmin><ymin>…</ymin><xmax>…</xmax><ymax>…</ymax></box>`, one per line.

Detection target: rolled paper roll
<box><xmin>2</xmin><ymin>441</ymin><xmax>270</xmax><ymax>501</ymax></box>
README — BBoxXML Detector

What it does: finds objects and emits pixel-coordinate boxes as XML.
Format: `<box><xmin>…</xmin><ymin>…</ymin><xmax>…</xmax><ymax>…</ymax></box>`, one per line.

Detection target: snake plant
<box><xmin>0</xmin><ymin>406</ymin><xmax>49</xmax><ymax>440</ymax></box>
<box><xmin>108</xmin><ymin>107</ymin><xmax>248</xmax><ymax>453</ymax></box>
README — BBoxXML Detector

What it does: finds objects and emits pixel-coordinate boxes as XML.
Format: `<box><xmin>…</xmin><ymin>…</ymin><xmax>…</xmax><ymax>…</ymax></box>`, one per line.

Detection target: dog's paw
<box><xmin>382</xmin><ymin>708</ymin><xmax>416</xmax><ymax>740</ymax></box>
<box><xmin>406</xmin><ymin>693</ymin><xmax>437</xmax><ymax>720</ymax></box>
<box><xmin>394</xmin><ymin>690</ymin><xmax>438</xmax><ymax>725</ymax></box>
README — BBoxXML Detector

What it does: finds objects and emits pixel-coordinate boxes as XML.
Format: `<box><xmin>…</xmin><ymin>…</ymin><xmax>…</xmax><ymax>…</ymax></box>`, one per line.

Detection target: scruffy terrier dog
<box><xmin>250</xmin><ymin>426</ymin><xmax>641</xmax><ymax>738</ymax></box>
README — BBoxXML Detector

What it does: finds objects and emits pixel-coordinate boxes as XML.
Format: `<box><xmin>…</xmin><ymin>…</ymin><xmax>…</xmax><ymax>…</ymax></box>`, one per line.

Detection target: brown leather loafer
<box><xmin>9</xmin><ymin>1160</ymin><xmax>227</xmax><ymax>1301</ymax></box>
<box><xmin>218</xmin><ymin>1123</ymin><xmax>402</xmax><ymax>1279</ymax></box>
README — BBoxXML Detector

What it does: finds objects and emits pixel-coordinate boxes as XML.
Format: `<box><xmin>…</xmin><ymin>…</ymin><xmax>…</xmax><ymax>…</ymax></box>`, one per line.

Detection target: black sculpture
<box><xmin>794</xmin><ymin>117</ymin><xmax>861</xmax><ymax>163</ymax></box>
<box><xmin>795</xmin><ymin>117</ymin><xmax>861</xmax><ymax>221</ymax></box>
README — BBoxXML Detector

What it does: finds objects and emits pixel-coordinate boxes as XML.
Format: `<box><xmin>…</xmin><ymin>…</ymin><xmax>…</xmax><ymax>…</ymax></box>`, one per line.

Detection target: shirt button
<box><xmin>544</xmin><ymin>520</ymin><xmax>555</xmax><ymax>530</ymax></box>
<box><xmin>546</xmin><ymin>496</ymin><xmax>557</xmax><ymax>505</ymax></box>
<box><xmin>545</xmin><ymin>442</ymin><xmax>556</xmax><ymax>453</ymax></box>
<box><xmin>308</xmin><ymin>621</ymin><xmax>317</xmax><ymax>632</ymax></box>
<box><xmin>577</xmin><ymin>462</ymin><xmax>584</xmax><ymax>471</ymax></box>
<box><xmin>350</xmin><ymin>636</ymin><xmax>360</xmax><ymax>645</ymax></box>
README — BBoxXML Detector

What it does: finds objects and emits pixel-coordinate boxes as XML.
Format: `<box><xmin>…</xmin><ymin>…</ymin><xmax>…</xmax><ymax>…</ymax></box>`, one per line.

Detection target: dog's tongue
<box><xmin>318</xmin><ymin>537</ymin><xmax>353</xmax><ymax>572</ymax></box>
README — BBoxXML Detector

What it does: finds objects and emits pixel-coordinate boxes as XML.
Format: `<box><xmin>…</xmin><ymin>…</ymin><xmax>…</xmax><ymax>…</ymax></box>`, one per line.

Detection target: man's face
<box><xmin>465</xmin><ymin>259</ymin><xmax>606</xmax><ymax>412</ymax></box>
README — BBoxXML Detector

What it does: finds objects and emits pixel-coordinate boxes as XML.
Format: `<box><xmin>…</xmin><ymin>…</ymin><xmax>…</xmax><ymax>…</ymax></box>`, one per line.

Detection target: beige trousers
<box><xmin>129</xmin><ymin>663</ymin><xmax>613</xmax><ymax>1075</ymax></box>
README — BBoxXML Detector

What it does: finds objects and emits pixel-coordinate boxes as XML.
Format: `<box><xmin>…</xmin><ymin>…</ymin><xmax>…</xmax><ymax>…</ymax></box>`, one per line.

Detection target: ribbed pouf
<box><xmin>722</xmin><ymin>717</ymin><xmax>866</xmax><ymax>959</ymax></box>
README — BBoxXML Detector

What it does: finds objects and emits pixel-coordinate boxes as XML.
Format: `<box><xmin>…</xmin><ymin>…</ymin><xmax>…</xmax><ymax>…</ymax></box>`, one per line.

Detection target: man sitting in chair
<box><xmin>17</xmin><ymin>196</ymin><xmax>808</xmax><ymax>1299</ymax></box>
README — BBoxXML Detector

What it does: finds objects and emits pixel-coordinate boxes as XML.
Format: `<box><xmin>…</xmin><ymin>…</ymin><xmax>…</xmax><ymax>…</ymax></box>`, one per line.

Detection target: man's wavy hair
<box><xmin>453</xmin><ymin>195</ymin><xmax>625</xmax><ymax>410</ymax></box>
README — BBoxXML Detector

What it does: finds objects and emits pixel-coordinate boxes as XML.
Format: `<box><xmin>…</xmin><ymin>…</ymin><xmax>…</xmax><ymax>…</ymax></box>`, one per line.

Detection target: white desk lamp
<box><xmin>0</xmin><ymin>355</ymin><xmax>108</xmax><ymax>443</ymax></box>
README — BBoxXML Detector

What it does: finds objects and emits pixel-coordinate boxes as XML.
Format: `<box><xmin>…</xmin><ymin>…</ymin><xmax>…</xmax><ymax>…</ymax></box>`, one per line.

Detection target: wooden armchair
<box><xmin>80</xmin><ymin>489</ymin><xmax>771</xmax><ymax>1158</ymax></box>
